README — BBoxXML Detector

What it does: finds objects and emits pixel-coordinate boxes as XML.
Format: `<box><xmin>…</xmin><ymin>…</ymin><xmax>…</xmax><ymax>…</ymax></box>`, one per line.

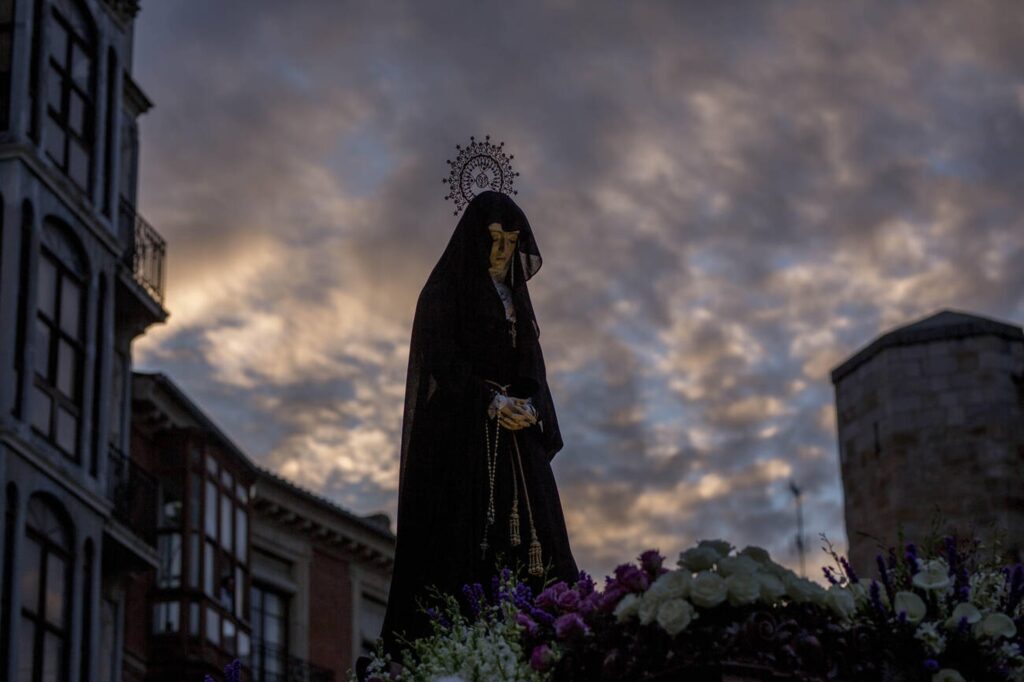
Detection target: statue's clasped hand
<box><xmin>488</xmin><ymin>394</ymin><xmax>538</xmax><ymax>431</ymax></box>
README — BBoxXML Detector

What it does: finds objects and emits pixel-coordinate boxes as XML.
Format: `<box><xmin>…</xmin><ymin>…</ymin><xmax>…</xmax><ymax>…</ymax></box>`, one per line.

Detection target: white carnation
<box><xmin>825</xmin><ymin>585</ymin><xmax>856</xmax><ymax>621</ymax></box>
<box><xmin>678</xmin><ymin>545</ymin><xmax>720</xmax><ymax>572</ymax></box>
<box><xmin>756</xmin><ymin>571</ymin><xmax>787</xmax><ymax>603</ymax></box>
<box><xmin>725</xmin><ymin>571</ymin><xmax>761</xmax><ymax>606</ymax></box>
<box><xmin>656</xmin><ymin>598</ymin><xmax>696</xmax><ymax>636</ymax></box>
<box><xmin>738</xmin><ymin>545</ymin><xmax>773</xmax><ymax>566</ymax></box>
<box><xmin>638</xmin><ymin>591</ymin><xmax>662</xmax><ymax>625</ymax></box>
<box><xmin>613</xmin><ymin>593</ymin><xmax>641</xmax><ymax>622</ymax></box>
<box><xmin>717</xmin><ymin>554</ymin><xmax>760</xmax><ymax>577</ymax></box>
<box><xmin>697</xmin><ymin>538</ymin><xmax>734</xmax><ymax>556</ymax></box>
<box><xmin>647</xmin><ymin>569</ymin><xmax>691</xmax><ymax>601</ymax></box>
<box><xmin>690</xmin><ymin>570</ymin><xmax>728</xmax><ymax>608</ymax></box>
<box><xmin>931</xmin><ymin>669</ymin><xmax>966</xmax><ymax>682</ymax></box>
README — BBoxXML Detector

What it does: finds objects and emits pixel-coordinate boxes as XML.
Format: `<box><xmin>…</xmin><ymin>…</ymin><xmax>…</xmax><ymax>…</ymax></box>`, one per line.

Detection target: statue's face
<box><xmin>488</xmin><ymin>222</ymin><xmax>519</xmax><ymax>278</ymax></box>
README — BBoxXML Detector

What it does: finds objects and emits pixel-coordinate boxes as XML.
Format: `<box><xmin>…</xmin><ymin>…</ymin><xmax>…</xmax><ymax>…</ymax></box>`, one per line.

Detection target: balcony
<box><xmin>106</xmin><ymin>444</ymin><xmax>158</xmax><ymax>547</ymax></box>
<box><xmin>119</xmin><ymin>197</ymin><xmax>166</xmax><ymax>305</ymax></box>
<box><xmin>249</xmin><ymin>641</ymin><xmax>335</xmax><ymax>682</ymax></box>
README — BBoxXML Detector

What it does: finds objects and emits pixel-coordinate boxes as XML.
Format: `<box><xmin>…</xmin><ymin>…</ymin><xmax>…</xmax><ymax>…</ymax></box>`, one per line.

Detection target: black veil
<box><xmin>396</xmin><ymin>190</ymin><xmax>563</xmax><ymax>518</ymax></box>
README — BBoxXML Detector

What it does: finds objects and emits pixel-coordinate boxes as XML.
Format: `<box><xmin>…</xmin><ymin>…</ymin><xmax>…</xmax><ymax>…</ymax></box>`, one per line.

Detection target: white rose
<box><xmin>848</xmin><ymin>581</ymin><xmax>868</xmax><ymax>606</ymax></box>
<box><xmin>825</xmin><ymin>585</ymin><xmax>856</xmax><ymax>620</ymax></box>
<box><xmin>648</xmin><ymin>570</ymin><xmax>691</xmax><ymax>601</ymax></box>
<box><xmin>893</xmin><ymin>591</ymin><xmax>927</xmax><ymax>624</ymax></box>
<box><xmin>808</xmin><ymin>582</ymin><xmax>829</xmax><ymax>608</ymax></box>
<box><xmin>931</xmin><ymin>669</ymin><xmax>966</xmax><ymax>682</ymax></box>
<box><xmin>756</xmin><ymin>572</ymin><xmax>787</xmax><ymax>603</ymax></box>
<box><xmin>613</xmin><ymin>593</ymin><xmax>640</xmax><ymax>623</ymax></box>
<box><xmin>690</xmin><ymin>571</ymin><xmax>728</xmax><ymax>608</ymax></box>
<box><xmin>638</xmin><ymin>591</ymin><xmax>662</xmax><ymax>625</ymax></box>
<box><xmin>974</xmin><ymin>612</ymin><xmax>1017</xmax><ymax>640</ymax></box>
<box><xmin>782</xmin><ymin>572</ymin><xmax>818</xmax><ymax>603</ymax></box>
<box><xmin>912</xmin><ymin>559</ymin><xmax>952</xmax><ymax>592</ymax></box>
<box><xmin>738</xmin><ymin>545</ymin><xmax>773</xmax><ymax>565</ymax></box>
<box><xmin>656</xmin><ymin>598</ymin><xmax>696</xmax><ymax>636</ymax></box>
<box><xmin>725</xmin><ymin>571</ymin><xmax>761</xmax><ymax>606</ymax></box>
<box><xmin>698</xmin><ymin>538</ymin><xmax>734</xmax><ymax>556</ymax></box>
<box><xmin>717</xmin><ymin>554</ymin><xmax>761</xmax><ymax>577</ymax></box>
<box><xmin>678</xmin><ymin>546</ymin><xmax>720</xmax><ymax>572</ymax></box>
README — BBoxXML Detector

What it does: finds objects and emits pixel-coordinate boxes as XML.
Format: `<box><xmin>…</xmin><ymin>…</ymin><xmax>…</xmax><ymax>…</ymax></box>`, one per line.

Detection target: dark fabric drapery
<box><xmin>380</xmin><ymin>191</ymin><xmax>578</xmax><ymax>662</ymax></box>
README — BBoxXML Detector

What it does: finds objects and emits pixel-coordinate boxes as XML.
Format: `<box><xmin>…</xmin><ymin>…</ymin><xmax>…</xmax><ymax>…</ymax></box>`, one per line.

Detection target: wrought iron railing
<box><xmin>119</xmin><ymin>197</ymin><xmax>166</xmax><ymax>305</ymax></box>
<box><xmin>106</xmin><ymin>444</ymin><xmax>158</xmax><ymax>546</ymax></box>
<box><xmin>247</xmin><ymin>642</ymin><xmax>334</xmax><ymax>682</ymax></box>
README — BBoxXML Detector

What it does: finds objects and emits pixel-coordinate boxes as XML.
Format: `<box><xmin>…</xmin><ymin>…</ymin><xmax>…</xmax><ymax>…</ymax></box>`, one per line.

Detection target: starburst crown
<box><xmin>442</xmin><ymin>135</ymin><xmax>519</xmax><ymax>215</ymax></box>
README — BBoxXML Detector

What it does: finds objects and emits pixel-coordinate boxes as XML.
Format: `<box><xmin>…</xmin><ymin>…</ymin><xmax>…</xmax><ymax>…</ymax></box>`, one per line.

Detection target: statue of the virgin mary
<box><xmin>376</xmin><ymin>140</ymin><xmax>579</xmax><ymax>667</ymax></box>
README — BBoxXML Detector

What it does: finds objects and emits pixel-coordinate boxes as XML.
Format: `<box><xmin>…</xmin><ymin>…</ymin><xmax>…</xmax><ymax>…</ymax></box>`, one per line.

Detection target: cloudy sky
<box><xmin>131</xmin><ymin>1</ymin><xmax>1024</xmax><ymax>584</ymax></box>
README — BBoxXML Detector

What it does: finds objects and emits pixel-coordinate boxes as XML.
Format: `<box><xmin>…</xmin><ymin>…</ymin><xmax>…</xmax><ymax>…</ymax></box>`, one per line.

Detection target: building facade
<box><xmin>0</xmin><ymin>2</ymin><xmax>396</xmax><ymax>681</ymax></box>
<box><xmin>0</xmin><ymin>1</ymin><xmax>167</xmax><ymax>681</ymax></box>
<box><xmin>129</xmin><ymin>372</ymin><xmax>395</xmax><ymax>682</ymax></box>
<box><xmin>832</xmin><ymin>310</ymin><xmax>1024</xmax><ymax>577</ymax></box>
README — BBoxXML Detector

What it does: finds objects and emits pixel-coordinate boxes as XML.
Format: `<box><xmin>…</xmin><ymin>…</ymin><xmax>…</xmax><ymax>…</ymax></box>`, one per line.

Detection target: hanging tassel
<box><xmin>509</xmin><ymin>500</ymin><xmax>521</xmax><ymax>547</ymax></box>
<box><xmin>528</xmin><ymin>537</ymin><xmax>543</xmax><ymax>577</ymax></box>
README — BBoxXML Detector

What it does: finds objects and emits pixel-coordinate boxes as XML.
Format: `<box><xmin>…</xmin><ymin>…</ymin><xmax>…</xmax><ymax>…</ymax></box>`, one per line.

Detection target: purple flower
<box><xmin>822</xmin><ymin>565</ymin><xmax>839</xmax><ymax>586</ymax></box>
<box><xmin>530</xmin><ymin>643</ymin><xmax>556</xmax><ymax>672</ymax></box>
<box><xmin>577</xmin><ymin>591</ymin><xmax>603</xmax><ymax>618</ymax></box>
<box><xmin>462</xmin><ymin>582</ymin><xmax>486</xmax><ymax>618</ymax></box>
<box><xmin>224</xmin><ymin>661</ymin><xmax>241</xmax><ymax>682</ymax></box>
<box><xmin>530</xmin><ymin>607</ymin><xmax>555</xmax><ymax>625</ymax></box>
<box><xmin>639</xmin><ymin>549</ymin><xmax>665</xmax><ymax>576</ymax></box>
<box><xmin>574</xmin><ymin>570</ymin><xmax>596</xmax><ymax>597</ymax></box>
<box><xmin>923</xmin><ymin>659</ymin><xmax>940</xmax><ymax>672</ymax></box>
<box><xmin>536</xmin><ymin>581</ymin><xmax>569</xmax><ymax>610</ymax></box>
<box><xmin>553</xmin><ymin>611</ymin><xmax>589</xmax><ymax>640</ymax></box>
<box><xmin>613</xmin><ymin>563</ymin><xmax>650</xmax><ymax>592</ymax></box>
<box><xmin>597</xmin><ymin>585</ymin><xmax>628</xmax><ymax>614</ymax></box>
<box><xmin>869</xmin><ymin>580</ymin><xmax>886</xmax><ymax>617</ymax></box>
<box><xmin>555</xmin><ymin>588</ymin><xmax>580</xmax><ymax>612</ymax></box>
<box><xmin>905</xmin><ymin>543</ymin><xmax>920</xmax><ymax>575</ymax></box>
<box><xmin>516</xmin><ymin>612</ymin><xmax>539</xmax><ymax>636</ymax></box>
<box><xmin>840</xmin><ymin>556</ymin><xmax>859</xmax><ymax>584</ymax></box>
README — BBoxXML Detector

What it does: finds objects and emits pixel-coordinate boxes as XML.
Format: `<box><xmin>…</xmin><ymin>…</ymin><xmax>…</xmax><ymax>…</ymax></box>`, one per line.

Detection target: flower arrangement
<box><xmin>817</xmin><ymin>531</ymin><xmax>1024</xmax><ymax>681</ymax></box>
<box><xmin>351</xmin><ymin>533</ymin><xmax>1024</xmax><ymax>682</ymax></box>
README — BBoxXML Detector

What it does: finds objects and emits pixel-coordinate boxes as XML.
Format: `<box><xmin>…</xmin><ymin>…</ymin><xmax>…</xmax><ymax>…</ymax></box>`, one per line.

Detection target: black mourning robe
<box><xmin>379</xmin><ymin>191</ymin><xmax>578</xmax><ymax>662</ymax></box>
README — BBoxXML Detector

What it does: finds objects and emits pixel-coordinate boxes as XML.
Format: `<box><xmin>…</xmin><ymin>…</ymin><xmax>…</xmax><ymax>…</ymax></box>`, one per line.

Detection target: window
<box><xmin>17</xmin><ymin>496</ymin><xmax>72</xmax><ymax>682</ymax></box>
<box><xmin>235</xmin><ymin>507</ymin><xmax>247</xmax><ymax>562</ymax></box>
<box><xmin>32</xmin><ymin>221</ymin><xmax>88</xmax><ymax>461</ymax></box>
<box><xmin>13</xmin><ymin>203</ymin><xmax>34</xmax><ymax>419</ymax></box>
<box><xmin>251</xmin><ymin>585</ymin><xmax>288</xmax><ymax>682</ymax></box>
<box><xmin>203</xmin><ymin>540</ymin><xmax>215</xmax><ymax>598</ymax></box>
<box><xmin>187</xmin><ymin>532</ymin><xmax>199</xmax><ymax>588</ymax></box>
<box><xmin>44</xmin><ymin>0</ymin><xmax>95</xmax><ymax>192</ymax></box>
<box><xmin>219</xmin><ymin>491</ymin><xmax>232</xmax><ymax>552</ymax></box>
<box><xmin>156</xmin><ymin>533</ymin><xmax>181</xmax><ymax>589</ymax></box>
<box><xmin>359</xmin><ymin>593</ymin><xmax>388</xmax><ymax>658</ymax></box>
<box><xmin>153</xmin><ymin>601</ymin><xmax>179</xmax><ymax>635</ymax></box>
<box><xmin>0</xmin><ymin>0</ymin><xmax>14</xmax><ymax>131</ymax></box>
<box><xmin>204</xmin><ymin>480</ymin><xmax>217</xmax><ymax>538</ymax></box>
<box><xmin>161</xmin><ymin>476</ymin><xmax>183</xmax><ymax>528</ymax></box>
<box><xmin>205</xmin><ymin>606</ymin><xmax>219</xmax><ymax>646</ymax></box>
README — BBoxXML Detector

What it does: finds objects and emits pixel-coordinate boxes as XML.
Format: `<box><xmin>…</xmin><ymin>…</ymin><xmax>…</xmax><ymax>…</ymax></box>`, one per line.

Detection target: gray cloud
<box><xmin>132</xmin><ymin>0</ymin><xmax>1024</xmax><ymax>583</ymax></box>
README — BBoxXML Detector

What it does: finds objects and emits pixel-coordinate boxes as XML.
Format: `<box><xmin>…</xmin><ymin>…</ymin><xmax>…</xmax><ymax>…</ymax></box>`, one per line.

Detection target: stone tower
<box><xmin>831</xmin><ymin>310</ymin><xmax>1024</xmax><ymax>576</ymax></box>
